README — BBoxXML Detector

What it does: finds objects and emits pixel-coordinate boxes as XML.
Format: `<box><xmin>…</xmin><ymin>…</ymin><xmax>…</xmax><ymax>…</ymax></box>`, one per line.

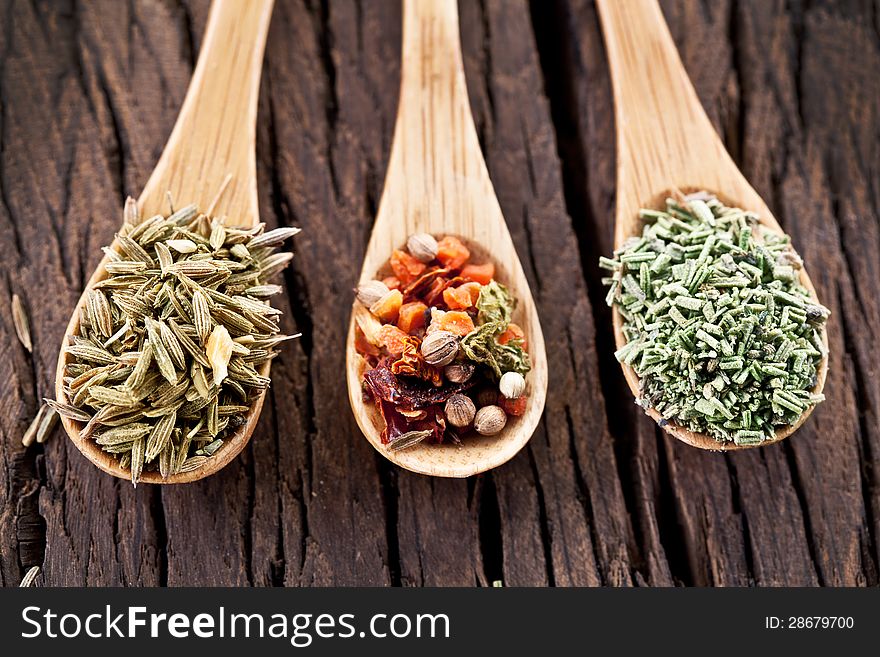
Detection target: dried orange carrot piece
<box><xmin>382</xmin><ymin>276</ymin><xmax>401</xmax><ymax>291</ymax></box>
<box><xmin>397</xmin><ymin>301</ymin><xmax>428</xmax><ymax>334</ymax></box>
<box><xmin>461</xmin><ymin>263</ymin><xmax>494</xmax><ymax>285</ymax></box>
<box><xmin>460</xmin><ymin>282</ymin><xmax>481</xmax><ymax>305</ymax></box>
<box><xmin>390</xmin><ymin>249</ymin><xmax>426</xmax><ymax>285</ymax></box>
<box><xmin>498</xmin><ymin>322</ymin><xmax>528</xmax><ymax>351</ymax></box>
<box><xmin>429</xmin><ymin>309</ymin><xmax>475</xmax><ymax>337</ymax></box>
<box><xmin>436</xmin><ymin>236</ymin><xmax>470</xmax><ymax>269</ymax></box>
<box><xmin>370</xmin><ymin>289</ymin><xmax>403</xmax><ymax>323</ymax></box>
<box><xmin>442</xmin><ymin>285</ymin><xmax>474</xmax><ymax>310</ymax></box>
<box><xmin>379</xmin><ymin>324</ymin><xmax>410</xmax><ymax>357</ymax></box>
<box><xmin>442</xmin><ymin>283</ymin><xmax>480</xmax><ymax>309</ymax></box>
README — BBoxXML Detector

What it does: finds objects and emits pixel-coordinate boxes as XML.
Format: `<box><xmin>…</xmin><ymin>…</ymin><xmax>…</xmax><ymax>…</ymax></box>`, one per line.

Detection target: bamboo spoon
<box><xmin>54</xmin><ymin>0</ymin><xmax>275</xmax><ymax>483</ymax></box>
<box><xmin>345</xmin><ymin>0</ymin><xmax>547</xmax><ymax>477</ymax></box>
<box><xmin>597</xmin><ymin>0</ymin><xmax>828</xmax><ymax>450</ymax></box>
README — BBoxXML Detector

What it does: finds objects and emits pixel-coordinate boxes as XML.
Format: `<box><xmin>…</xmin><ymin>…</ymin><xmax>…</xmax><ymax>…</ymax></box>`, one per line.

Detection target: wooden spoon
<box><xmin>597</xmin><ymin>0</ymin><xmax>828</xmax><ymax>450</ymax></box>
<box><xmin>345</xmin><ymin>0</ymin><xmax>547</xmax><ymax>477</ymax></box>
<box><xmin>54</xmin><ymin>0</ymin><xmax>275</xmax><ymax>483</ymax></box>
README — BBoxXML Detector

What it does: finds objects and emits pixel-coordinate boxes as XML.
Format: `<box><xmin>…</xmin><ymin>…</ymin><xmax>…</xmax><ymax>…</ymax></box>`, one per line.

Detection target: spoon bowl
<box><xmin>597</xmin><ymin>0</ymin><xmax>828</xmax><ymax>450</ymax></box>
<box><xmin>54</xmin><ymin>0</ymin><xmax>275</xmax><ymax>483</ymax></box>
<box><xmin>345</xmin><ymin>0</ymin><xmax>547</xmax><ymax>477</ymax></box>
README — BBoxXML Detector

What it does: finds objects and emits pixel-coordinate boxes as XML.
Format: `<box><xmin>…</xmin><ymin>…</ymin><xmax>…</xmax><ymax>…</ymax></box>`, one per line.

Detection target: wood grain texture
<box><xmin>0</xmin><ymin>0</ymin><xmax>877</xmax><ymax>587</ymax></box>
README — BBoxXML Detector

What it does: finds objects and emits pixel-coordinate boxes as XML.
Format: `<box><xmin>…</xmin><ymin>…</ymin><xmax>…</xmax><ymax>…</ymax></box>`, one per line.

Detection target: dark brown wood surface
<box><xmin>1</xmin><ymin>0</ymin><xmax>877</xmax><ymax>587</ymax></box>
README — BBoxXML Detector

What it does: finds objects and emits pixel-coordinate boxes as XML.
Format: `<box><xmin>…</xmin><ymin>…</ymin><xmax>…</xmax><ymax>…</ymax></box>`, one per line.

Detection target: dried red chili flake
<box><xmin>424</xmin><ymin>275</ymin><xmax>468</xmax><ymax>308</ymax></box>
<box><xmin>364</xmin><ymin>360</ymin><xmax>472</xmax><ymax>411</ymax></box>
<box><xmin>390</xmin><ymin>335</ymin><xmax>443</xmax><ymax>386</ymax></box>
<box><xmin>499</xmin><ymin>395</ymin><xmax>527</xmax><ymax>416</ymax></box>
<box><xmin>377</xmin><ymin>398</ymin><xmax>446</xmax><ymax>444</ymax></box>
<box><xmin>423</xmin><ymin>277</ymin><xmax>450</xmax><ymax>307</ymax></box>
<box><xmin>402</xmin><ymin>266</ymin><xmax>453</xmax><ymax>301</ymax></box>
<box><xmin>364</xmin><ymin>361</ymin><xmax>459</xmax><ymax>444</ymax></box>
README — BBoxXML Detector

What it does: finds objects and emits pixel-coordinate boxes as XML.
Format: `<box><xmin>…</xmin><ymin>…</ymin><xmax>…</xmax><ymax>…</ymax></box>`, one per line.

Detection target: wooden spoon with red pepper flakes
<box><xmin>353</xmin><ymin>233</ymin><xmax>535</xmax><ymax>467</ymax></box>
<box><xmin>344</xmin><ymin>0</ymin><xmax>546</xmax><ymax>479</ymax></box>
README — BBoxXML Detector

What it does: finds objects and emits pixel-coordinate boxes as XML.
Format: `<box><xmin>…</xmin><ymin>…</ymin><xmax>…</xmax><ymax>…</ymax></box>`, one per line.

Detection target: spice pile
<box><xmin>354</xmin><ymin>233</ymin><xmax>531</xmax><ymax>451</ymax></box>
<box><xmin>50</xmin><ymin>198</ymin><xmax>298</xmax><ymax>483</ymax></box>
<box><xmin>601</xmin><ymin>193</ymin><xmax>829</xmax><ymax>445</ymax></box>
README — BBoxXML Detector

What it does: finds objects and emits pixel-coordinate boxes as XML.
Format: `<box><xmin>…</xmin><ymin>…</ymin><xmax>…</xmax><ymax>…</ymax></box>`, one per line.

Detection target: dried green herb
<box><xmin>460</xmin><ymin>281</ymin><xmax>530</xmax><ymax>378</ymax></box>
<box><xmin>56</xmin><ymin>197</ymin><xmax>299</xmax><ymax>483</ymax></box>
<box><xmin>475</xmin><ymin>279</ymin><xmax>514</xmax><ymax>325</ymax></box>
<box><xmin>601</xmin><ymin>193</ymin><xmax>829</xmax><ymax>444</ymax></box>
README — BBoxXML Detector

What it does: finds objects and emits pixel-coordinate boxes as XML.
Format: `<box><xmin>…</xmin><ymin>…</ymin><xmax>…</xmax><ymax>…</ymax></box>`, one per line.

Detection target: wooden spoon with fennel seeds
<box><xmin>54</xmin><ymin>0</ymin><xmax>276</xmax><ymax>483</ymax></box>
<box><xmin>597</xmin><ymin>0</ymin><xmax>828</xmax><ymax>449</ymax></box>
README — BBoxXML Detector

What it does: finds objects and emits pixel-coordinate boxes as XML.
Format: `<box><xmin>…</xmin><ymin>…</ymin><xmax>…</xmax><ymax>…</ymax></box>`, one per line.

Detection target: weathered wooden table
<box><xmin>1</xmin><ymin>0</ymin><xmax>877</xmax><ymax>587</ymax></box>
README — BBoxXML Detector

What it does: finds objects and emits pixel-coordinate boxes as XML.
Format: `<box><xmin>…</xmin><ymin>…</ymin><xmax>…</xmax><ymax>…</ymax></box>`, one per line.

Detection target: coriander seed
<box><xmin>356</xmin><ymin>280</ymin><xmax>390</xmax><ymax>308</ymax></box>
<box><xmin>444</xmin><ymin>362</ymin><xmax>475</xmax><ymax>383</ymax></box>
<box><xmin>475</xmin><ymin>387</ymin><xmax>499</xmax><ymax>408</ymax></box>
<box><xmin>420</xmin><ymin>330</ymin><xmax>459</xmax><ymax>366</ymax></box>
<box><xmin>499</xmin><ymin>371</ymin><xmax>525</xmax><ymax>399</ymax></box>
<box><xmin>445</xmin><ymin>394</ymin><xmax>476</xmax><ymax>427</ymax></box>
<box><xmin>406</xmin><ymin>232</ymin><xmax>439</xmax><ymax>263</ymax></box>
<box><xmin>473</xmin><ymin>405</ymin><xmax>507</xmax><ymax>436</ymax></box>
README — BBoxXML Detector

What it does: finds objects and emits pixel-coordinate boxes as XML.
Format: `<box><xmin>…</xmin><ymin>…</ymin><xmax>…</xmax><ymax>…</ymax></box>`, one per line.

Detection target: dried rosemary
<box><xmin>53</xmin><ymin>198</ymin><xmax>299</xmax><ymax>483</ymax></box>
<box><xmin>600</xmin><ymin>193</ymin><xmax>829</xmax><ymax>445</ymax></box>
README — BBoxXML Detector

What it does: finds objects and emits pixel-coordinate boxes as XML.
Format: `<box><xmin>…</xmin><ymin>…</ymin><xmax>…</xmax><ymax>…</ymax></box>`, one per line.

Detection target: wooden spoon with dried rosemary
<box><xmin>597</xmin><ymin>0</ymin><xmax>828</xmax><ymax>450</ymax></box>
<box><xmin>54</xmin><ymin>0</ymin><xmax>278</xmax><ymax>483</ymax></box>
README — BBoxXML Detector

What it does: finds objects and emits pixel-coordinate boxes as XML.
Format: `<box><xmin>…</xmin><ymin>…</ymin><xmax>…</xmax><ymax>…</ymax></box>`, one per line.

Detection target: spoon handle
<box><xmin>139</xmin><ymin>0</ymin><xmax>274</xmax><ymax>226</ymax></box>
<box><xmin>396</xmin><ymin>0</ymin><xmax>473</xmax><ymax>173</ymax></box>
<box><xmin>596</xmin><ymin>0</ymin><xmax>760</xmax><ymax>242</ymax></box>
<box><xmin>366</xmin><ymin>0</ymin><xmax>503</xmax><ymax>268</ymax></box>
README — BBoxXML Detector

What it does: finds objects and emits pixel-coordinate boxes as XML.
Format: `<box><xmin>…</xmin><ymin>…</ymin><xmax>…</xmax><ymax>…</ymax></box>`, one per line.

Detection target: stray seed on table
<box><xmin>12</xmin><ymin>293</ymin><xmax>32</xmax><ymax>353</ymax></box>
<box><xmin>19</xmin><ymin>566</ymin><xmax>41</xmax><ymax>588</ymax></box>
<box><xmin>22</xmin><ymin>403</ymin><xmax>58</xmax><ymax>447</ymax></box>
